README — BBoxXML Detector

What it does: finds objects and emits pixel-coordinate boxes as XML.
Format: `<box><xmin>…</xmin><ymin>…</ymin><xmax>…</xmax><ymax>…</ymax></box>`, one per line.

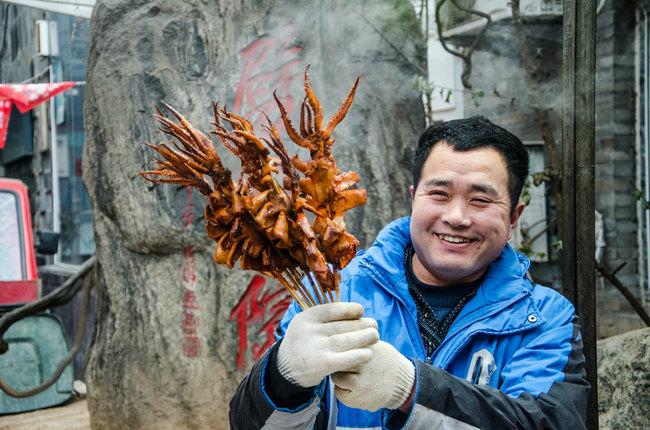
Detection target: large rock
<box><xmin>597</xmin><ymin>327</ymin><xmax>650</xmax><ymax>428</ymax></box>
<box><xmin>82</xmin><ymin>0</ymin><xmax>425</xmax><ymax>428</ymax></box>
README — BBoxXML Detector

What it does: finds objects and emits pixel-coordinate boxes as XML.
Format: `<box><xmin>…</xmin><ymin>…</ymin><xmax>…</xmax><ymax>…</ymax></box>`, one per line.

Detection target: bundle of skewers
<box><xmin>140</xmin><ymin>66</ymin><xmax>366</xmax><ymax>309</ymax></box>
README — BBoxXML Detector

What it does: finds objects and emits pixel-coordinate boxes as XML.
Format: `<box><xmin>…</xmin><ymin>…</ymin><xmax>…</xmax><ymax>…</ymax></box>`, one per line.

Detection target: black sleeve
<box><xmin>385</xmin><ymin>316</ymin><xmax>590</xmax><ymax>429</ymax></box>
<box><xmin>264</xmin><ymin>340</ymin><xmax>317</xmax><ymax>408</ymax></box>
<box><xmin>406</xmin><ymin>360</ymin><xmax>588</xmax><ymax>429</ymax></box>
<box><xmin>229</xmin><ymin>341</ymin><xmax>327</xmax><ymax>430</ymax></box>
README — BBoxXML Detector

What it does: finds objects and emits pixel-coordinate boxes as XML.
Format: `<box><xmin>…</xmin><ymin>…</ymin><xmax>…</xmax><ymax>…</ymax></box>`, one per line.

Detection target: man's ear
<box><xmin>508</xmin><ymin>201</ymin><xmax>526</xmax><ymax>239</ymax></box>
<box><xmin>409</xmin><ymin>185</ymin><xmax>415</xmax><ymax>201</ymax></box>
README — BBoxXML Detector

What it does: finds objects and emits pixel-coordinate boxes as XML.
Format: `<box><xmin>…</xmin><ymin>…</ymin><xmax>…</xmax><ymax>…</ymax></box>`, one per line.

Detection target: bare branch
<box><xmin>628</xmin><ymin>178</ymin><xmax>650</xmax><ymax>210</ymax></box>
<box><xmin>435</xmin><ymin>0</ymin><xmax>492</xmax><ymax>89</ymax></box>
<box><xmin>596</xmin><ymin>261</ymin><xmax>650</xmax><ymax>327</ymax></box>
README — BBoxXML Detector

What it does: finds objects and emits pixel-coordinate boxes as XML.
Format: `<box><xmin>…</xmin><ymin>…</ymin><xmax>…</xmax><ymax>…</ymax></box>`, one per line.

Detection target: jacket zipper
<box><xmin>359</xmin><ymin>259</ymin><xmax>429</xmax><ymax>361</ymax></box>
<box><xmin>359</xmin><ymin>258</ymin><xmax>536</xmax><ymax>368</ymax></box>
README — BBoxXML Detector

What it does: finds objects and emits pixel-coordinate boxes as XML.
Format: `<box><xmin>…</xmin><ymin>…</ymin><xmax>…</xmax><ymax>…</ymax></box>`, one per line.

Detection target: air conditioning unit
<box><xmin>520</xmin><ymin>0</ymin><xmax>563</xmax><ymax>16</ymax></box>
<box><xmin>438</xmin><ymin>0</ymin><xmax>562</xmax><ymax>38</ymax></box>
<box><xmin>35</xmin><ymin>20</ymin><xmax>59</xmax><ymax>57</ymax></box>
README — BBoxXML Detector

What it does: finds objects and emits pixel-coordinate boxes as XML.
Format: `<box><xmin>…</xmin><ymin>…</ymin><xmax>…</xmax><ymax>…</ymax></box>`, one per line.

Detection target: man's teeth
<box><xmin>438</xmin><ymin>234</ymin><xmax>472</xmax><ymax>243</ymax></box>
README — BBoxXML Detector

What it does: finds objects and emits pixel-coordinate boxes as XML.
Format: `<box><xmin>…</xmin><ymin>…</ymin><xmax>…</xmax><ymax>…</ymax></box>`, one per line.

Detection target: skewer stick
<box><xmin>284</xmin><ymin>276</ymin><xmax>310</xmax><ymax>310</ymax></box>
<box><xmin>319</xmin><ymin>282</ymin><xmax>331</xmax><ymax>304</ymax></box>
<box><xmin>320</xmin><ymin>284</ymin><xmax>329</xmax><ymax>304</ymax></box>
<box><xmin>322</xmin><ymin>287</ymin><xmax>331</xmax><ymax>304</ymax></box>
<box><xmin>287</xmin><ymin>268</ymin><xmax>316</xmax><ymax>307</ymax></box>
<box><xmin>282</xmin><ymin>284</ymin><xmax>308</xmax><ymax>310</ymax></box>
<box><xmin>326</xmin><ymin>289</ymin><xmax>334</xmax><ymax>303</ymax></box>
<box><xmin>333</xmin><ymin>269</ymin><xmax>340</xmax><ymax>302</ymax></box>
<box><xmin>273</xmin><ymin>272</ymin><xmax>308</xmax><ymax>310</ymax></box>
<box><xmin>303</xmin><ymin>271</ymin><xmax>320</xmax><ymax>305</ymax></box>
<box><xmin>287</xmin><ymin>284</ymin><xmax>308</xmax><ymax>310</ymax></box>
<box><xmin>285</xmin><ymin>270</ymin><xmax>315</xmax><ymax>308</ymax></box>
<box><xmin>306</xmin><ymin>272</ymin><xmax>326</xmax><ymax>305</ymax></box>
<box><xmin>317</xmin><ymin>280</ymin><xmax>328</xmax><ymax>304</ymax></box>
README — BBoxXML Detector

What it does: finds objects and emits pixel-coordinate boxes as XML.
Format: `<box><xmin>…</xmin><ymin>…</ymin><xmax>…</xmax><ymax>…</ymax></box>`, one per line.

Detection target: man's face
<box><xmin>409</xmin><ymin>142</ymin><xmax>525</xmax><ymax>285</ymax></box>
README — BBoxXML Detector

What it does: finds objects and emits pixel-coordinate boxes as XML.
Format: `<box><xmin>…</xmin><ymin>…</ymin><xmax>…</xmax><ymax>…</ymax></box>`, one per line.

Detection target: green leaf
<box><xmin>633</xmin><ymin>189</ymin><xmax>643</xmax><ymax>201</ymax></box>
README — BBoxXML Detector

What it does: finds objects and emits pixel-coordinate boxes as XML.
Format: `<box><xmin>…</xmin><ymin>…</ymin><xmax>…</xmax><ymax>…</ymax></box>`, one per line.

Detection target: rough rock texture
<box><xmin>82</xmin><ymin>0</ymin><xmax>425</xmax><ymax>428</ymax></box>
<box><xmin>597</xmin><ymin>327</ymin><xmax>650</xmax><ymax>429</ymax></box>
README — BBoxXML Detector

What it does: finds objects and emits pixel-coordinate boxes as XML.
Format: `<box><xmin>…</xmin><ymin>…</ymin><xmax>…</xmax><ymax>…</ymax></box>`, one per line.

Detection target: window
<box><xmin>0</xmin><ymin>191</ymin><xmax>24</xmax><ymax>280</ymax></box>
<box><xmin>510</xmin><ymin>142</ymin><xmax>549</xmax><ymax>262</ymax></box>
<box><xmin>55</xmin><ymin>84</ymin><xmax>94</xmax><ymax>265</ymax></box>
<box><xmin>1</xmin><ymin>105</ymin><xmax>33</xmax><ymax>165</ymax></box>
<box><xmin>52</xmin><ymin>14</ymin><xmax>94</xmax><ymax>265</ymax></box>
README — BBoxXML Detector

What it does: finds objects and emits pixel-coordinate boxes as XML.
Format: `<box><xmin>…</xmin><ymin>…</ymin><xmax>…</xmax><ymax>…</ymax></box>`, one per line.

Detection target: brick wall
<box><xmin>594</xmin><ymin>0</ymin><xmax>647</xmax><ymax>337</ymax></box>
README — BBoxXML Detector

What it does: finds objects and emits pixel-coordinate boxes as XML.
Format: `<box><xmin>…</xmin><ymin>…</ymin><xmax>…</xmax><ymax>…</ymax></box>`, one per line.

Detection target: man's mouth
<box><xmin>436</xmin><ymin>233</ymin><xmax>476</xmax><ymax>244</ymax></box>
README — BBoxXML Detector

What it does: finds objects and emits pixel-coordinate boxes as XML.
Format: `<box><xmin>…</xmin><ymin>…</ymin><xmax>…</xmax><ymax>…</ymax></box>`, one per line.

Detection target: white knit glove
<box><xmin>331</xmin><ymin>340</ymin><xmax>415</xmax><ymax>412</ymax></box>
<box><xmin>277</xmin><ymin>302</ymin><xmax>379</xmax><ymax>388</ymax></box>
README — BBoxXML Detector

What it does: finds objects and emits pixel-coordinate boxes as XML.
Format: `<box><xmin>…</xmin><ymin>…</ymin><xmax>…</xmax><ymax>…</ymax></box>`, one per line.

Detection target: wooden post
<box><xmin>562</xmin><ymin>0</ymin><xmax>597</xmax><ymax>428</ymax></box>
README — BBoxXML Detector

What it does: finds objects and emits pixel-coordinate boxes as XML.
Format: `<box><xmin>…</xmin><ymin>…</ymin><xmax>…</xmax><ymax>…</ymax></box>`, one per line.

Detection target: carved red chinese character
<box><xmin>252</xmin><ymin>294</ymin><xmax>292</xmax><ymax>358</ymax></box>
<box><xmin>182</xmin><ymin>187</ymin><xmax>194</xmax><ymax>228</ymax></box>
<box><xmin>182</xmin><ymin>289</ymin><xmax>200</xmax><ymax>310</ymax></box>
<box><xmin>233</xmin><ymin>33</ymin><xmax>303</xmax><ymax>132</ymax></box>
<box><xmin>230</xmin><ymin>275</ymin><xmax>292</xmax><ymax>368</ymax></box>
<box><xmin>181</xmin><ymin>311</ymin><xmax>198</xmax><ymax>335</ymax></box>
<box><xmin>182</xmin><ymin>245</ymin><xmax>197</xmax><ymax>285</ymax></box>
<box><xmin>183</xmin><ymin>334</ymin><xmax>200</xmax><ymax>358</ymax></box>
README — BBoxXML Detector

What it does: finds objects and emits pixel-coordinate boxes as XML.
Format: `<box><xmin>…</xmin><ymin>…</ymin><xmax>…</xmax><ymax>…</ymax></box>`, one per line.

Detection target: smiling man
<box><xmin>230</xmin><ymin>116</ymin><xmax>590</xmax><ymax>429</ymax></box>
<box><xmin>409</xmin><ymin>139</ymin><xmax>525</xmax><ymax>287</ymax></box>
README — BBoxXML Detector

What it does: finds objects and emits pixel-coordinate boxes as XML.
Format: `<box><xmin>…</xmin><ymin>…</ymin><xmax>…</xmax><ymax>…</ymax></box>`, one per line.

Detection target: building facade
<box><xmin>424</xmin><ymin>0</ymin><xmax>648</xmax><ymax>337</ymax></box>
<box><xmin>0</xmin><ymin>1</ymin><xmax>93</xmax><ymax>378</ymax></box>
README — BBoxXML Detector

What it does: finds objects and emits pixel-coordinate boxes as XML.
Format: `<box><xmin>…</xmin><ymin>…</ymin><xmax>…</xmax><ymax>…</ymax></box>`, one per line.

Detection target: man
<box><xmin>229</xmin><ymin>116</ymin><xmax>590</xmax><ymax>429</ymax></box>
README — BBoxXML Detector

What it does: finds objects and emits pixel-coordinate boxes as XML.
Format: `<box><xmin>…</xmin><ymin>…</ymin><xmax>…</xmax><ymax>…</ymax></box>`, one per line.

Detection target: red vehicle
<box><xmin>0</xmin><ymin>178</ymin><xmax>72</xmax><ymax>413</ymax></box>
<box><xmin>0</xmin><ymin>178</ymin><xmax>40</xmax><ymax>306</ymax></box>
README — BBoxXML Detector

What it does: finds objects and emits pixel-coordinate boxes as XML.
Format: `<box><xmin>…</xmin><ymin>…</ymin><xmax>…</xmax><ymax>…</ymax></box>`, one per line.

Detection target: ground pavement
<box><xmin>0</xmin><ymin>397</ymin><xmax>89</xmax><ymax>429</ymax></box>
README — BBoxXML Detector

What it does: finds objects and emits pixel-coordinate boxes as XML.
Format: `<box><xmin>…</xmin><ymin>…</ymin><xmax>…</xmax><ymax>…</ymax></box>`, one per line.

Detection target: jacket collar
<box><xmin>358</xmin><ymin>216</ymin><xmax>534</xmax><ymax>320</ymax></box>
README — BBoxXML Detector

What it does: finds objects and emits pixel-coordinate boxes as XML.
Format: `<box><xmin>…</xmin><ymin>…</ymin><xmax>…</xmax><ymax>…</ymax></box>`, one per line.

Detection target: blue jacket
<box><xmin>230</xmin><ymin>217</ymin><xmax>589</xmax><ymax>429</ymax></box>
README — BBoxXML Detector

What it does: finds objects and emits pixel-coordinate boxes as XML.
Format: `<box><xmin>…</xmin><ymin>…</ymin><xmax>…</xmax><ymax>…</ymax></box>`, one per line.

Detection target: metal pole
<box><xmin>639</xmin><ymin>9</ymin><xmax>650</xmax><ymax>305</ymax></box>
<box><xmin>562</xmin><ymin>0</ymin><xmax>597</xmax><ymax>428</ymax></box>
<box><xmin>49</xmin><ymin>65</ymin><xmax>61</xmax><ymax>259</ymax></box>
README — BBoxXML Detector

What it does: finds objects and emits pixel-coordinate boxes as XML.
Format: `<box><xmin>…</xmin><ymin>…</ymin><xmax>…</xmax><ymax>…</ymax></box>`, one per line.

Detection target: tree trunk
<box><xmin>82</xmin><ymin>0</ymin><xmax>425</xmax><ymax>428</ymax></box>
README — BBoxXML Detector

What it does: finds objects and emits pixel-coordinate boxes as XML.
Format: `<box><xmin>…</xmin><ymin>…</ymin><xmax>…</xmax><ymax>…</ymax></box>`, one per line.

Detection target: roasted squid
<box><xmin>140</xmin><ymin>66</ymin><xmax>366</xmax><ymax>308</ymax></box>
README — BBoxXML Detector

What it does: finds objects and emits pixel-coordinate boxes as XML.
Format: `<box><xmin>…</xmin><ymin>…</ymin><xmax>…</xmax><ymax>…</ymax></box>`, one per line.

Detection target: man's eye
<box><xmin>471</xmin><ymin>198</ymin><xmax>491</xmax><ymax>205</ymax></box>
<box><xmin>428</xmin><ymin>191</ymin><xmax>448</xmax><ymax>198</ymax></box>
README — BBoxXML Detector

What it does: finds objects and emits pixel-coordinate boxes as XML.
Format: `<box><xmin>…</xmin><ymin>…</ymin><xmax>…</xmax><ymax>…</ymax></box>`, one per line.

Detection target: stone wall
<box><xmin>597</xmin><ymin>327</ymin><xmax>650</xmax><ymax>428</ymax></box>
<box><xmin>82</xmin><ymin>0</ymin><xmax>425</xmax><ymax>427</ymax></box>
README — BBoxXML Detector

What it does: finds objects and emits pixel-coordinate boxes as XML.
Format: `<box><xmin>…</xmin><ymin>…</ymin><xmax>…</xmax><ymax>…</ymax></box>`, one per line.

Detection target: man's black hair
<box><xmin>413</xmin><ymin>116</ymin><xmax>529</xmax><ymax>213</ymax></box>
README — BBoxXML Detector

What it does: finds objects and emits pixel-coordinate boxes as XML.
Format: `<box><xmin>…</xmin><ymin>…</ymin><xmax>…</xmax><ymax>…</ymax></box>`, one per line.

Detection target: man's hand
<box><xmin>331</xmin><ymin>340</ymin><xmax>415</xmax><ymax>412</ymax></box>
<box><xmin>277</xmin><ymin>302</ymin><xmax>379</xmax><ymax>388</ymax></box>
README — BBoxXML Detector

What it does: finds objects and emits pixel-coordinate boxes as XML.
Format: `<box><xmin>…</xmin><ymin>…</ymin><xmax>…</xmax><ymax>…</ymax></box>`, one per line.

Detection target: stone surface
<box><xmin>82</xmin><ymin>0</ymin><xmax>425</xmax><ymax>428</ymax></box>
<box><xmin>597</xmin><ymin>327</ymin><xmax>650</xmax><ymax>428</ymax></box>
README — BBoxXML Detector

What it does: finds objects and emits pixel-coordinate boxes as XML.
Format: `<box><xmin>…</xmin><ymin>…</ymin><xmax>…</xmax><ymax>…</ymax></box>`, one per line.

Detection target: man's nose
<box><xmin>442</xmin><ymin>200</ymin><xmax>471</xmax><ymax>229</ymax></box>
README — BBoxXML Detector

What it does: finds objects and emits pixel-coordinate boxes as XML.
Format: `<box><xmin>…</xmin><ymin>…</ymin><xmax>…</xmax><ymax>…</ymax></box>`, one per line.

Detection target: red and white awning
<box><xmin>0</xmin><ymin>82</ymin><xmax>76</xmax><ymax>149</ymax></box>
